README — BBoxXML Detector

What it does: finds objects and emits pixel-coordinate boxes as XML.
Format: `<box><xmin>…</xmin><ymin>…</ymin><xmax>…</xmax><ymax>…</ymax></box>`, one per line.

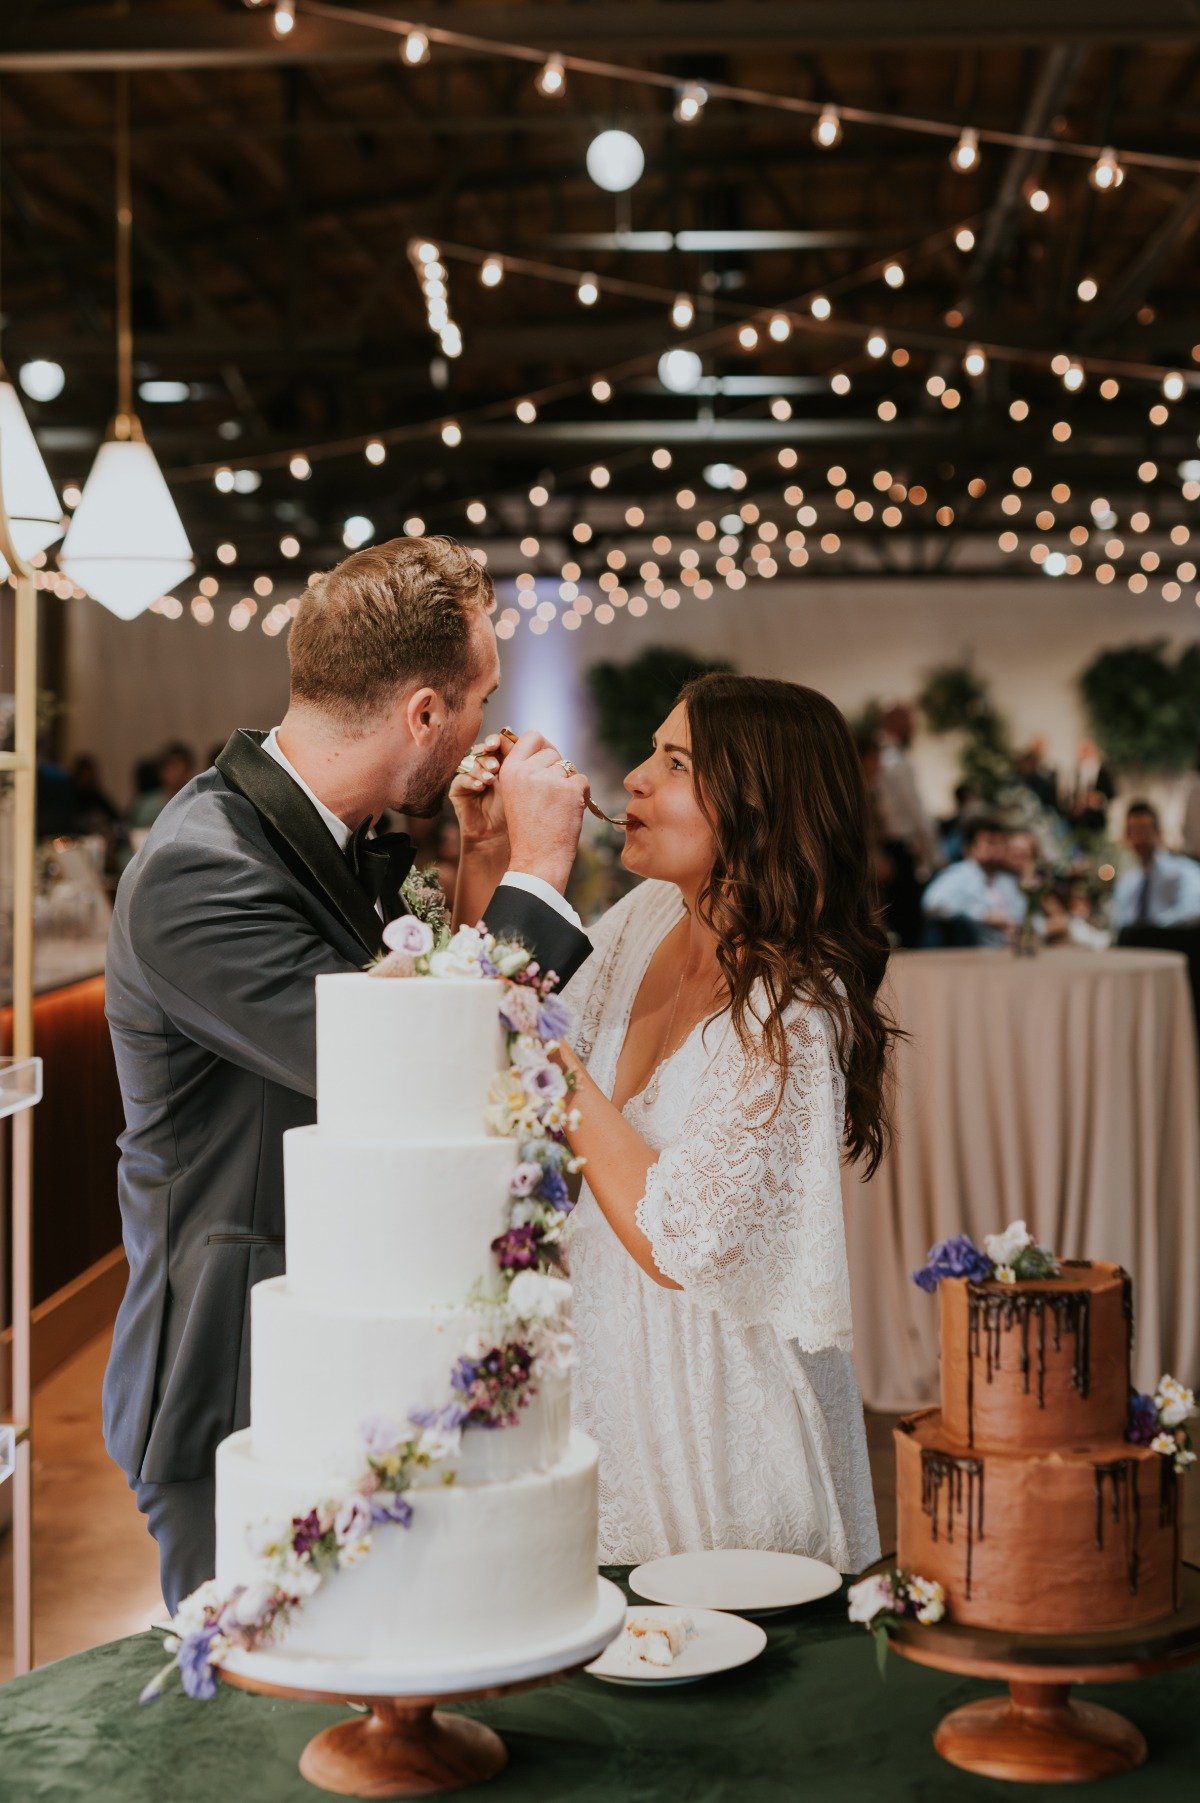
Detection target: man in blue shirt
<box><xmin>921</xmin><ymin>818</ymin><xmax>1026</xmax><ymax>947</ymax></box>
<box><xmin>1111</xmin><ymin>801</ymin><xmax>1200</xmax><ymax>931</ymax></box>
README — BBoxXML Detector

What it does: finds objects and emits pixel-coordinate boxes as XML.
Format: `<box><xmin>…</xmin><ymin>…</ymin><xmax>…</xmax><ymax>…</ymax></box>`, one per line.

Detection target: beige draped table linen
<box><xmin>843</xmin><ymin>947</ymin><xmax>1200</xmax><ymax>1410</ymax></box>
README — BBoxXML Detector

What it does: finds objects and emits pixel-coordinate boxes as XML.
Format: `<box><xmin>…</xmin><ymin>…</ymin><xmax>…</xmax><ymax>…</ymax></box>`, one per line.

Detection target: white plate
<box><xmin>585</xmin><ymin>1606</ymin><xmax>766</xmax><ymax>1686</ymax></box>
<box><xmin>629</xmin><ymin>1550</ymin><xmax>841</xmax><ymax>1615</ymax></box>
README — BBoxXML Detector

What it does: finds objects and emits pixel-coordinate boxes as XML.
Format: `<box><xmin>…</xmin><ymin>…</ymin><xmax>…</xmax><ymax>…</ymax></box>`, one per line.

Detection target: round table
<box><xmin>844</xmin><ymin>947</ymin><xmax>1200</xmax><ymax>1412</ymax></box>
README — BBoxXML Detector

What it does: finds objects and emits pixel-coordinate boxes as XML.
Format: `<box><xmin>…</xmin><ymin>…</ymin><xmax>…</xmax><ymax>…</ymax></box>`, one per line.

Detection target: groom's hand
<box><xmin>450</xmin><ymin>734</ymin><xmax>508</xmax><ymax>856</ymax></box>
<box><xmin>498</xmin><ymin>731</ymin><xmax>589</xmax><ymax>896</ymax></box>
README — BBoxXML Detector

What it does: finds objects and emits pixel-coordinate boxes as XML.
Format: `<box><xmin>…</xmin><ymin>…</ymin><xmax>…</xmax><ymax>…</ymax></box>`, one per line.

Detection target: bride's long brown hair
<box><xmin>678</xmin><ymin>673</ymin><xmax>897</xmax><ymax>1176</ymax></box>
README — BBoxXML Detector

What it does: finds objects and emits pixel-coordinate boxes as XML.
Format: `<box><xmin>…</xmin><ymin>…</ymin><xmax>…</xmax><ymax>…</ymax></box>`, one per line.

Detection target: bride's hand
<box><xmin>450</xmin><ymin>734</ymin><xmax>508</xmax><ymax>859</ymax></box>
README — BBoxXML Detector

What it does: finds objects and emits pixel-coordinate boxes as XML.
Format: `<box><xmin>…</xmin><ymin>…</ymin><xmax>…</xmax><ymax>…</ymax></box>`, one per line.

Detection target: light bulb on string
<box><xmin>365</xmin><ymin>439</ymin><xmax>386</xmax><ymax>465</ymax></box>
<box><xmin>441</xmin><ymin>420</ymin><xmax>462</xmax><ymax>447</ymax></box>
<box><xmin>674</xmin><ymin>83</ymin><xmax>707</xmax><ymax>124</ymax></box>
<box><xmin>1027</xmin><ymin>186</ymin><xmax>1050</xmax><ymax>213</ymax></box>
<box><xmin>577</xmin><ymin>272</ymin><xmax>600</xmax><ymax>306</ymax></box>
<box><xmin>883</xmin><ymin>262</ymin><xmax>905</xmax><ymax>288</ymax></box>
<box><xmin>480</xmin><ymin>255</ymin><xmax>504</xmax><ymax>287</ymax></box>
<box><xmin>271</xmin><ymin>0</ymin><xmax>295</xmax><ymax>38</ymax></box>
<box><xmin>1062</xmin><ymin>361</ymin><xmax>1085</xmax><ymax>392</ymax></box>
<box><xmin>963</xmin><ymin>345</ymin><xmax>987</xmax><ymax>378</ymax></box>
<box><xmin>1163</xmin><ymin>371</ymin><xmax>1186</xmax><ymax>401</ymax></box>
<box><xmin>955</xmin><ymin>226</ymin><xmax>975</xmax><ymax>252</ymax></box>
<box><xmin>670</xmin><ymin>293</ymin><xmax>695</xmax><ymax>330</ymax></box>
<box><xmin>810</xmin><ymin>295</ymin><xmax>832</xmax><ymax>320</ymax></box>
<box><xmin>1089</xmin><ymin>147</ymin><xmax>1124</xmax><ymax>191</ymax></box>
<box><xmin>813</xmin><ymin>105</ymin><xmax>842</xmax><ymax>149</ymax></box>
<box><xmin>1077</xmin><ymin>277</ymin><xmax>1098</xmax><ymax>302</ymax></box>
<box><xmin>516</xmin><ymin>398</ymin><xmax>538</xmax><ymax>423</ymax></box>
<box><xmin>591</xmin><ymin>378</ymin><xmax>613</xmax><ymax>402</ymax></box>
<box><xmin>289</xmin><ymin>453</ymin><xmax>311</xmax><ymax>480</ymax></box>
<box><xmin>866</xmin><ymin>331</ymin><xmax>888</xmax><ymax>359</ymax></box>
<box><xmin>535</xmin><ymin>55</ymin><xmax>566</xmax><ymax>98</ymax></box>
<box><xmin>403</xmin><ymin>30</ymin><xmax>430</xmax><ymax>66</ymax></box>
<box><xmin>768</xmin><ymin>313</ymin><xmax>792</xmax><ymax>342</ymax></box>
<box><xmin>951</xmin><ymin>128</ymin><xmax>979</xmax><ymax>172</ymax></box>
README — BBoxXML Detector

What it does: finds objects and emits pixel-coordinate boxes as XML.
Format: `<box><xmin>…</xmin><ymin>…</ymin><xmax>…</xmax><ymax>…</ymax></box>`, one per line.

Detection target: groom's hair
<box><xmin>288</xmin><ymin>535</ymin><xmax>494</xmax><ymax>729</ymax></box>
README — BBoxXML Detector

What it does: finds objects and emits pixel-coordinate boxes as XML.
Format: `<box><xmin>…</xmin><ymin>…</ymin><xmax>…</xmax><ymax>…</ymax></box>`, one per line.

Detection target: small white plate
<box><xmin>585</xmin><ymin>1606</ymin><xmax>766</xmax><ymax>1686</ymax></box>
<box><xmin>629</xmin><ymin>1549</ymin><xmax>842</xmax><ymax>1615</ymax></box>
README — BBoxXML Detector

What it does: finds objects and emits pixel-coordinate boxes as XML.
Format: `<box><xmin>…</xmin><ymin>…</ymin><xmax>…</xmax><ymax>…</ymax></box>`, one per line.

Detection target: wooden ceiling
<box><xmin>2</xmin><ymin>2</ymin><xmax>1200</xmax><ymax>587</ymax></box>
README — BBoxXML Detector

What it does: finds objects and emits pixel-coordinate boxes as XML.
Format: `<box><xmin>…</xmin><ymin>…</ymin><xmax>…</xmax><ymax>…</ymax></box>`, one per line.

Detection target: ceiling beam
<box><xmin>3</xmin><ymin>5</ymin><xmax>1200</xmax><ymax>73</ymax></box>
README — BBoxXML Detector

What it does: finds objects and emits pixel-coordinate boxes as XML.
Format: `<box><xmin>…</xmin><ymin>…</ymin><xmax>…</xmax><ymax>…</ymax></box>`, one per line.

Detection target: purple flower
<box><xmin>912</xmin><ymin>1234</ymin><xmax>993</xmax><ymax>1292</ymax></box>
<box><xmin>409</xmin><ymin>1401</ymin><xmax>468</xmax><ymax>1432</ymax></box>
<box><xmin>1127</xmin><ymin>1391</ymin><xmax>1159</xmax><ymax>1446</ymax></box>
<box><xmin>370</xmin><ymin>1493</ymin><xmax>414</xmax><ymax>1528</ymax></box>
<box><xmin>522</xmin><ymin>1061</ymin><xmax>567</xmax><ymax>1103</ymax></box>
<box><xmin>381</xmin><ymin>915</ymin><xmax>434</xmax><ymax>959</ymax></box>
<box><xmin>291</xmin><ymin>1509</ymin><xmax>325</xmax><ymax>1557</ymax></box>
<box><xmin>499</xmin><ymin>986</ymin><xmax>540</xmax><ymax>1035</ymax></box>
<box><xmin>492</xmin><ymin>1223</ymin><xmax>543</xmax><ymax>1271</ymax></box>
<box><xmin>178</xmin><ymin>1624</ymin><xmax>221</xmax><ymax>1700</ymax></box>
<box><xmin>510</xmin><ymin>1161</ymin><xmax>544</xmax><ymax>1198</ymax></box>
<box><xmin>536</xmin><ymin>996</ymin><xmax>572</xmax><ymax>1041</ymax></box>
<box><xmin>535</xmin><ymin>1166</ymin><xmax>570</xmax><ymax>1211</ymax></box>
<box><xmin>359</xmin><ymin>1414</ymin><xmax>401</xmax><ymax>1458</ymax></box>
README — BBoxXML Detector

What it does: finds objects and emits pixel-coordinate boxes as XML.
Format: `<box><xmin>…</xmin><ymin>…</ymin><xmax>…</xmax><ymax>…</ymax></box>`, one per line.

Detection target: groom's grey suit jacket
<box><xmin>103</xmin><ymin>729</ymin><xmax>592</xmax><ymax>1487</ymax></box>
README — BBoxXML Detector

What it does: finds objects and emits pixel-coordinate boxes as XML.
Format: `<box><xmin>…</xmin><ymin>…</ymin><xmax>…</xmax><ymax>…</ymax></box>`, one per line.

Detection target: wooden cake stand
<box><xmin>218</xmin><ymin>1575</ymin><xmax>627</xmax><ymax>1797</ymax></box>
<box><xmin>863</xmin><ymin>1558</ymin><xmax>1200</xmax><ymax>1784</ymax></box>
<box><xmin>221</xmin><ymin>1662</ymin><xmax>581</xmax><ymax>1798</ymax></box>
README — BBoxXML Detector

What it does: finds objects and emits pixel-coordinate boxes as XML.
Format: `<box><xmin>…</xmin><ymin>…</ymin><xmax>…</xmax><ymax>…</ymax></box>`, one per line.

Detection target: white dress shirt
<box><xmin>921</xmin><ymin>858</ymin><xmax>1026</xmax><ymax>946</ymax></box>
<box><xmin>261</xmin><ymin>728</ymin><xmax>581</xmax><ymax>929</ymax></box>
<box><xmin>1111</xmin><ymin>848</ymin><xmax>1200</xmax><ymax>932</ymax></box>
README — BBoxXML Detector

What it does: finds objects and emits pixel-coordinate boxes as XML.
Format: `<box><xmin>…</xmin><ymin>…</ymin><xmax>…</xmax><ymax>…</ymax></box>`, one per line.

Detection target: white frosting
<box><xmin>248</xmin><ymin>1276</ymin><xmax>570</xmax><ymax>1481</ymax></box>
<box><xmin>317</xmin><ymin>973</ymin><xmax>507</xmax><ymax>1142</ymax></box>
<box><xmin>283</xmin><ymin>1128</ymin><xmax>518</xmax><ymax>1311</ymax></box>
<box><xmin>216</xmin><ymin>1429</ymin><xmax>599</xmax><ymax>1664</ymax></box>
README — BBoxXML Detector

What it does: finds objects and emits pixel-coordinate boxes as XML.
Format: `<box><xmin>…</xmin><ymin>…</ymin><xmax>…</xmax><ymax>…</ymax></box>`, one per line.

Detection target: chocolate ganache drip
<box><xmin>920</xmin><ymin>1448</ymin><xmax>984</xmax><ymax>1599</ymax></box>
<box><xmin>964</xmin><ymin>1284</ymin><xmax>1092</xmax><ymax>1447</ymax></box>
<box><xmin>1094</xmin><ymin>1459</ymin><xmax>1143</xmax><ymax>1596</ymax></box>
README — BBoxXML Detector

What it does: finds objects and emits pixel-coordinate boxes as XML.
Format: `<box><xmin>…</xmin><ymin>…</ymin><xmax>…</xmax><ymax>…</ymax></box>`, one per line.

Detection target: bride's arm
<box><xmin>555</xmin><ymin>1043</ymin><xmax>682</xmax><ymax>1289</ymax></box>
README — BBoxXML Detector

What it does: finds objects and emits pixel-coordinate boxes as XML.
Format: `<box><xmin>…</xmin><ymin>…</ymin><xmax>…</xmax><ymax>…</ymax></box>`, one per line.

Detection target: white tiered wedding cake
<box><xmin>189</xmin><ymin>928</ymin><xmax>623</xmax><ymax>1697</ymax></box>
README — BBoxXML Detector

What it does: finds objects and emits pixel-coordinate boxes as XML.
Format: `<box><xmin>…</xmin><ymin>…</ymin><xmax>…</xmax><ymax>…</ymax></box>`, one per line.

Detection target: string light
<box><xmin>673</xmin><ymin>82</ymin><xmax>708</xmax><ymax>125</ymax></box>
<box><xmin>577</xmin><ymin>272</ymin><xmax>600</xmax><ymax>306</ymax></box>
<box><xmin>590</xmin><ymin>465</ymin><xmax>611</xmax><ymax>488</ymax></box>
<box><xmin>811</xmin><ymin>295</ymin><xmax>833</xmax><ymax>320</ymax></box>
<box><xmin>1089</xmin><ymin>147</ymin><xmax>1124</xmax><ymax>191</ymax></box>
<box><xmin>813</xmin><ymin>105</ymin><xmax>842</xmax><ymax>148</ymax></box>
<box><xmin>466</xmin><ymin>501</ymin><xmax>487</xmax><ymax>524</ymax></box>
<box><xmin>955</xmin><ymin>227</ymin><xmax>976</xmax><ymax>251</ymax></box>
<box><xmin>365</xmin><ymin>440</ymin><xmax>386</xmax><ymax>465</ymax></box>
<box><xmin>403</xmin><ymin>29</ymin><xmax>430</xmax><ymax>66</ymax></box>
<box><xmin>866</xmin><ymin>332</ymin><xmax>888</xmax><ymax>359</ymax></box>
<box><xmin>271</xmin><ymin>0</ymin><xmax>295</xmax><ymax>39</ymax></box>
<box><xmin>279</xmin><ymin>535</ymin><xmax>300</xmax><ymax>558</ymax></box>
<box><xmin>480</xmin><ymin>255</ymin><xmax>504</xmax><ymax>287</ymax></box>
<box><xmin>516</xmin><ymin>398</ymin><xmax>538</xmax><ymax>423</ymax></box>
<box><xmin>1027</xmin><ymin>187</ymin><xmax>1050</xmax><ymax>213</ymax></box>
<box><xmin>951</xmin><ymin>128</ymin><xmax>979</xmax><ymax>173</ymax></box>
<box><xmin>768</xmin><ymin>312</ymin><xmax>792</xmax><ymax>341</ymax></box>
<box><xmin>535</xmin><ymin>55</ymin><xmax>566</xmax><ymax>98</ymax></box>
<box><xmin>1163</xmin><ymin>371</ymin><xmax>1186</xmax><ymax>401</ymax></box>
<box><xmin>441</xmin><ymin>420</ymin><xmax>462</xmax><ymax>447</ymax></box>
<box><xmin>737</xmin><ymin>324</ymin><xmax>759</xmax><ymax>350</ymax></box>
<box><xmin>591</xmin><ymin>378</ymin><xmax>612</xmax><ymax>402</ymax></box>
<box><xmin>1078</xmin><ymin>277</ymin><xmax>1098</xmax><ymax>302</ymax></box>
<box><xmin>289</xmin><ymin>454</ymin><xmax>311</xmax><ymax>480</ymax></box>
<box><xmin>963</xmin><ymin>345</ymin><xmax>987</xmax><ymax>378</ymax></box>
<box><xmin>670</xmin><ymin>293</ymin><xmax>695</xmax><ymax>330</ymax></box>
<box><xmin>883</xmin><ymin>262</ymin><xmax>905</xmax><ymax>289</ymax></box>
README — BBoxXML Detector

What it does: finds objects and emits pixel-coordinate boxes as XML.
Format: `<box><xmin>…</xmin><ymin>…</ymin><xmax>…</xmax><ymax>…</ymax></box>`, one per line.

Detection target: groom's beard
<box><xmin>400</xmin><ymin>737</ymin><xmax>463</xmax><ymax>818</ymax></box>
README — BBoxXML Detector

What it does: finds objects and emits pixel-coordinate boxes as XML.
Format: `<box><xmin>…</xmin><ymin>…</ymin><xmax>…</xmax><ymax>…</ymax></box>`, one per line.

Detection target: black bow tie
<box><xmin>345</xmin><ymin>819</ymin><xmax>415</xmax><ymax>922</ymax></box>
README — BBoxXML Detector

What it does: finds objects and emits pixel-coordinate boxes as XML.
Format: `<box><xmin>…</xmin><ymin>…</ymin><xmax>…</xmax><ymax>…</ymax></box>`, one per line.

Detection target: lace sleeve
<box><xmin>634</xmin><ymin>1001</ymin><xmax>854</xmax><ymax>1353</ymax></box>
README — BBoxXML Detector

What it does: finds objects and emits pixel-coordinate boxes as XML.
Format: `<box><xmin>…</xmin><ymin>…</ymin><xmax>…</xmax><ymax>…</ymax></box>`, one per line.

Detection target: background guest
<box><xmin>938</xmin><ymin>780</ymin><xmax>979</xmax><ymax>863</ymax></box>
<box><xmin>1005</xmin><ymin>829</ymin><xmax>1040</xmax><ymax>885</ymax></box>
<box><xmin>1179</xmin><ymin>745</ymin><xmax>1200</xmax><ymax>861</ymax></box>
<box><xmin>70</xmin><ymin>755</ymin><xmax>121</xmax><ymax>836</ymax></box>
<box><xmin>1068</xmin><ymin>738</ymin><xmax>1116</xmax><ymax>836</ymax></box>
<box><xmin>1111</xmin><ymin>801</ymin><xmax>1200</xmax><ymax>931</ymax></box>
<box><xmin>1012</xmin><ymin>742</ymin><xmax>1061</xmax><ymax>815</ymax></box>
<box><xmin>921</xmin><ymin>818</ymin><xmax>1025</xmax><ymax>947</ymax></box>
<box><xmin>130</xmin><ymin>743</ymin><xmax>196</xmax><ymax>832</ymax></box>
<box><xmin>872</xmin><ymin>701</ymin><xmax>941</xmax><ymax>946</ymax></box>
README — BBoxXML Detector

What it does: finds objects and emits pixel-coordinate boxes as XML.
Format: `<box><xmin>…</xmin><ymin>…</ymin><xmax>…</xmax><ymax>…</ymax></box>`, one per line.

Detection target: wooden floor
<box><xmin>1</xmin><ymin>1339</ymin><xmax>1192</xmax><ymax>1681</ymax></box>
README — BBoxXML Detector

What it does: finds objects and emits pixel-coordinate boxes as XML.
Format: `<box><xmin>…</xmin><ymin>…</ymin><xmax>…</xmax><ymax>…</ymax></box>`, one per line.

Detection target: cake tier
<box><xmin>215</xmin><ymin>1427</ymin><xmax>600</xmax><ymax>1666</ymax></box>
<box><xmin>248</xmin><ymin>1276</ymin><xmax>570</xmax><ymax>1482</ymax></box>
<box><xmin>940</xmin><ymin>1261</ymin><xmax>1132</xmax><ymax>1451</ymax></box>
<box><xmin>317</xmin><ymin>973</ymin><xmax>507</xmax><ymax>1143</ymax></box>
<box><xmin>283</xmin><ymin>1127</ymin><xmax>518</xmax><ymax>1311</ymax></box>
<box><xmin>896</xmin><ymin>1408</ymin><xmax>1180</xmax><ymax>1635</ymax></box>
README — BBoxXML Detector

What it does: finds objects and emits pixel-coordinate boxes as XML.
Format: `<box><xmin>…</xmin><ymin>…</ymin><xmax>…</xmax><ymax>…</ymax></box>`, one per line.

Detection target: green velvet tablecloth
<box><xmin>2</xmin><ymin>1572</ymin><xmax>1199</xmax><ymax>1802</ymax></box>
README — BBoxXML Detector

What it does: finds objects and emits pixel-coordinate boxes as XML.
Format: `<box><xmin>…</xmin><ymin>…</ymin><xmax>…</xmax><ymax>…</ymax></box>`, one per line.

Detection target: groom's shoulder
<box><xmin>118</xmin><ymin>768</ymin><xmax>276</xmax><ymax>906</ymax></box>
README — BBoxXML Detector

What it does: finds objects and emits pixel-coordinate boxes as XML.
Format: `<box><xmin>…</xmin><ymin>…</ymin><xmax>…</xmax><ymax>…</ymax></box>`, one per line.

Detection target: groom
<box><xmin>103</xmin><ymin>534</ymin><xmax>592</xmax><ymax>1613</ymax></box>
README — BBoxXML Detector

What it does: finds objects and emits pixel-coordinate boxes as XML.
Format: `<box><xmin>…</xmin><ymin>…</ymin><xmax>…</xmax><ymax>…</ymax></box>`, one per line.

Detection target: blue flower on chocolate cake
<box><xmin>1126</xmin><ymin>1391</ymin><xmax>1159</xmax><ymax>1446</ymax></box>
<box><xmin>912</xmin><ymin>1233</ymin><xmax>993</xmax><ymax>1292</ymax></box>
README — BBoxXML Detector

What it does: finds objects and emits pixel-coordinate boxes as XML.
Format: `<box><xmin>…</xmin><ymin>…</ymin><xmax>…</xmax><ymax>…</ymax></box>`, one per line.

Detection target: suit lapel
<box><xmin>215</xmin><ymin>729</ymin><xmax>386</xmax><ymax>958</ymax></box>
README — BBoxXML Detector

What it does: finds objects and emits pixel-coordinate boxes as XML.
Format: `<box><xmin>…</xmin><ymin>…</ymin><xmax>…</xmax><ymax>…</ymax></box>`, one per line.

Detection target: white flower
<box><xmin>994</xmin><ymin>1264</ymin><xmax>1017</xmax><ymax>1285</ymax></box>
<box><xmin>279</xmin><ymin>1554</ymin><xmax>323</xmax><ymax>1599</ymax></box>
<box><xmin>1175</xmin><ymin>1448</ymin><xmax>1197</xmax><ymax>1472</ymax></box>
<box><xmin>463</xmin><ymin>1331</ymin><xmax>492</xmax><ymax>1361</ymax></box>
<box><xmin>534</xmin><ymin>1328</ymin><xmax>576</xmax><ymax>1379</ymax></box>
<box><xmin>334</xmin><ymin>1493</ymin><xmax>373</xmax><ymax>1547</ymax></box>
<box><xmin>983</xmin><ymin>1220</ymin><xmax>1033</xmax><ymax>1268</ymax></box>
<box><xmin>847</xmin><ymin>1573</ymin><xmax>895</xmax><ymax>1625</ymax></box>
<box><xmin>507</xmin><ymin>1270</ymin><xmax>570</xmax><ymax>1322</ymax></box>
<box><xmin>428</xmin><ymin>926</ymin><xmax>488</xmax><ymax>978</ymax></box>
<box><xmin>171</xmin><ymin>1578</ymin><xmax>225</xmax><ymax>1637</ymax></box>
<box><xmin>418</xmin><ymin>1423</ymin><xmax>463</xmax><ymax>1464</ymax></box>
<box><xmin>228</xmin><ymin>1582</ymin><xmax>278</xmax><ymax>1629</ymax></box>
<box><xmin>244</xmin><ymin>1518</ymin><xmax>288</xmax><ymax>1561</ymax></box>
<box><xmin>382</xmin><ymin>915</ymin><xmax>434</xmax><ymax>959</ymax></box>
<box><xmin>908</xmin><ymin>1576</ymin><xmax>946</xmax><ymax>1625</ymax></box>
<box><xmin>511</xmin><ymin>1034</ymin><xmax>550</xmax><ymax>1070</ymax></box>
<box><xmin>1154</xmin><ymin>1376</ymin><xmax>1196</xmax><ymax>1428</ymax></box>
<box><xmin>1151</xmin><ymin>1432</ymin><xmax>1177</xmax><ymax>1457</ymax></box>
<box><xmin>338</xmin><ymin>1537</ymin><xmax>372</xmax><ymax>1567</ymax></box>
<box><xmin>494</xmin><ymin>944</ymin><xmax>532</xmax><ymax>977</ymax></box>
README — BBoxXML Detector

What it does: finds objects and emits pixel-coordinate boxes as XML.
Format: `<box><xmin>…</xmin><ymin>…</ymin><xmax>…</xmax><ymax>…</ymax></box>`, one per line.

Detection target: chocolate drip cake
<box><xmin>895</xmin><ymin>1261</ymin><xmax>1182</xmax><ymax>1634</ymax></box>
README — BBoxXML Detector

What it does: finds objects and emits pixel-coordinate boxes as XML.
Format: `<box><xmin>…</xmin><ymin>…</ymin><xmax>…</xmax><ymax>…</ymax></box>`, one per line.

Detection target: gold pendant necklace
<box><xmin>643</xmin><ymin>964</ymin><xmax>686</xmax><ymax>1108</ymax></box>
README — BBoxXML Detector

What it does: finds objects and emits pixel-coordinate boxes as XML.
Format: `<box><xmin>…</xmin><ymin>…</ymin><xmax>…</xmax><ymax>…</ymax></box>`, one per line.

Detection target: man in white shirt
<box><xmin>921</xmin><ymin>819</ymin><xmax>1026</xmax><ymax>947</ymax></box>
<box><xmin>1111</xmin><ymin>801</ymin><xmax>1200</xmax><ymax>932</ymax></box>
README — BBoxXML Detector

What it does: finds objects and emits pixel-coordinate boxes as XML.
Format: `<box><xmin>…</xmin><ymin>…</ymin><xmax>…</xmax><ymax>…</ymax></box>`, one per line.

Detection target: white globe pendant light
<box><xmin>0</xmin><ymin>375</ymin><xmax>63</xmax><ymax>576</ymax></box>
<box><xmin>59</xmin><ymin>75</ymin><xmax>192</xmax><ymax>619</ymax></box>
<box><xmin>586</xmin><ymin>129</ymin><xmax>644</xmax><ymax>193</ymax></box>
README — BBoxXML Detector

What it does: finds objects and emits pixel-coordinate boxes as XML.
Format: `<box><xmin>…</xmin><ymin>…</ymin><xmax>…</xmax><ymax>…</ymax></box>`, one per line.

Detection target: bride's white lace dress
<box><xmin>562</xmin><ymin>879</ymin><xmax>880</xmax><ymax>1571</ymax></box>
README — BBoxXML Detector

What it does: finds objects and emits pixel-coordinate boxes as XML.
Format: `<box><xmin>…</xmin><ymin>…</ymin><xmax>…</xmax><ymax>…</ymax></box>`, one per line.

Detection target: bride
<box><xmin>553</xmin><ymin>673</ymin><xmax>891</xmax><ymax>1570</ymax></box>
